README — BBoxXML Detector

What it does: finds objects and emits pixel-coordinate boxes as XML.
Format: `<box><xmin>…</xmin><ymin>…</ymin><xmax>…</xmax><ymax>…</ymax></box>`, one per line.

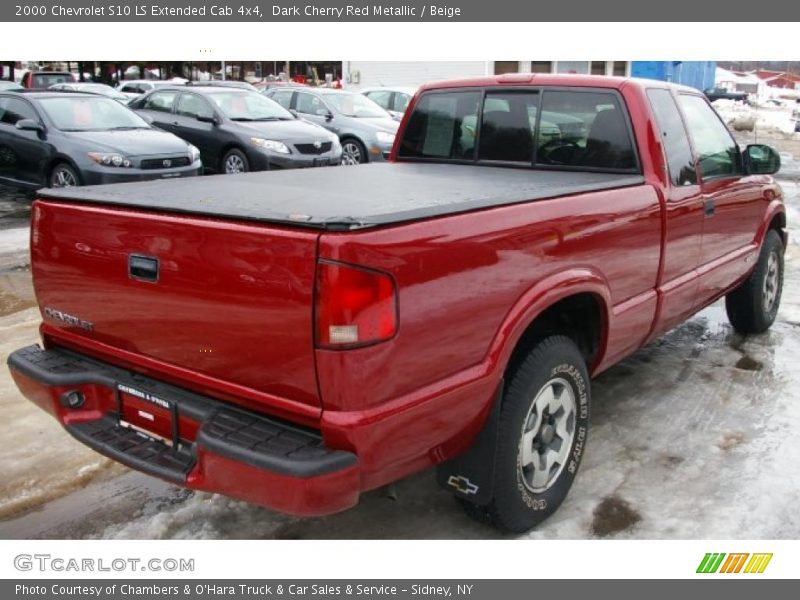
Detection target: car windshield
<box><xmin>74</xmin><ymin>83</ymin><xmax>128</xmax><ymax>99</ymax></box>
<box><xmin>38</xmin><ymin>96</ymin><xmax>150</xmax><ymax>131</ymax></box>
<box><xmin>33</xmin><ymin>73</ymin><xmax>72</xmax><ymax>88</ymax></box>
<box><xmin>207</xmin><ymin>91</ymin><xmax>293</xmax><ymax>121</ymax></box>
<box><xmin>323</xmin><ymin>93</ymin><xmax>388</xmax><ymax>118</ymax></box>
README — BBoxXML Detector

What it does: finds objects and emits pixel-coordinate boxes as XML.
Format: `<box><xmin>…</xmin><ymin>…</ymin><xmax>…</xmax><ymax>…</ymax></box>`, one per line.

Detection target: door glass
<box><xmin>478</xmin><ymin>92</ymin><xmax>538</xmax><ymax>162</ymax></box>
<box><xmin>176</xmin><ymin>94</ymin><xmax>214</xmax><ymax>119</ymax></box>
<box><xmin>365</xmin><ymin>90</ymin><xmax>392</xmax><ymax>110</ymax></box>
<box><xmin>678</xmin><ymin>94</ymin><xmax>741</xmax><ymax>179</ymax></box>
<box><xmin>142</xmin><ymin>91</ymin><xmax>177</xmax><ymax>113</ymax></box>
<box><xmin>393</xmin><ymin>93</ymin><xmax>411</xmax><ymax>113</ymax></box>
<box><xmin>647</xmin><ymin>89</ymin><xmax>697</xmax><ymax>186</ymax></box>
<box><xmin>296</xmin><ymin>92</ymin><xmax>324</xmax><ymax>115</ymax></box>
<box><xmin>0</xmin><ymin>98</ymin><xmax>37</xmax><ymax>125</ymax></box>
<box><xmin>398</xmin><ymin>91</ymin><xmax>481</xmax><ymax>160</ymax></box>
<box><xmin>270</xmin><ymin>90</ymin><xmax>293</xmax><ymax>109</ymax></box>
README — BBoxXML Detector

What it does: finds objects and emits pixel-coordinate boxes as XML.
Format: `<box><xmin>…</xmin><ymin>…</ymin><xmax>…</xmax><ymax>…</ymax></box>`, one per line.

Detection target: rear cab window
<box><xmin>647</xmin><ymin>88</ymin><xmax>698</xmax><ymax>186</ymax></box>
<box><xmin>398</xmin><ymin>86</ymin><xmax>639</xmax><ymax>173</ymax></box>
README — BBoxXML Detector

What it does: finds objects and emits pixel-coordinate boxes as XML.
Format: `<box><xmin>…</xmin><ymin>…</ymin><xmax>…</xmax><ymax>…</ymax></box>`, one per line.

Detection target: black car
<box><xmin>704</xmin><ymin>87</ymin><xmax>750</xmax><ymax>104</ymax></box>
<box><xmin>130</xmin><ymin>86</ymin><xmax>341</xmax><ymax>173</ymax></box>
<box><xmin>0</xmin><ymin>91</ymin><xmax>202</xmax><ymax>188</ymax></box>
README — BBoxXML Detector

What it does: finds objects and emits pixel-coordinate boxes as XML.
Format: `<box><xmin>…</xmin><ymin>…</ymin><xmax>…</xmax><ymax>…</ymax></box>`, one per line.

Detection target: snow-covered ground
<box><xmin>0</xmin><ymin>184</ymin><xmax>798</xmax><ymax>540</ymax></box>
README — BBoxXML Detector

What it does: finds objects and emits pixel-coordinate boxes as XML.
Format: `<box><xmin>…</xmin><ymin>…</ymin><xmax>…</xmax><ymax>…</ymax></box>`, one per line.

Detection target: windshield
<box><xmin>74</xmin><ymin>83</ymin><xmax>128</xmax><ymax>99</ymax></box>
<box><xmin>208</xmin><ymin>91</ymin><xmax>293</xmax><ymax>121</ymax></box>
<box><xmin>323</xmin><ymin>93</ymin><xmax>388</xmax><ymax>118</ymax></box>
<box><xmin>38</xmin><ymin>96</ymin><xmax>150</xmax><ymax>131</ymax></box>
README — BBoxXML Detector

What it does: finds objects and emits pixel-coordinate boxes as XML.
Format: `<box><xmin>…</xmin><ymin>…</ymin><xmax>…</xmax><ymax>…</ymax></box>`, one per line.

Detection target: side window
<box><xmin>647</xmin><ymin>89</ymin><xmax>697</xmax><ymax>186</ymax></box>
<box><xmin>397</xmin><ymin>91</ymin><xmax>481</xmax><ymax>160</ymax></box>
<box><xmin>535</xmin><ymin>91</ymin><xmax>636</xmax><ymax>170</ymax></box>
<box><xmin>478</xmin><ymin>91</ymin><xmax>538</xmax><ymax>162</ymax></box>
<box><xmin>270</xmin><ymin>90</ymin><xmax>293</xmax><ymax>109</ymax></box>
<box><xmin>0</xmin><ymin>98</ymin><xmax>37</xmax><ymax>126</ymax></box>
<box><xmin>678</xmin><ymin>94</ymin><xmax>741</xmax><ymax>179</ymax></box>
<box><xmin>295</xmin><ymin>92</ymin><xmax>324</xmax><ymax>115</ymax></box>
<box><xmin>393</xmin><ymin>93</ymin><xmax>411</xmax><ymax>113</ymax></box>
<box><xmin>142</xmin><ymin>91</ymin><xmax>177</xmax><ymax>113</ymax></box>
<box><xmin>366</xmin><ymin>90</ymin><xmax>392</xmax><ymax>110</ymax></box>
<box><xmin>176</xmin><ymin>94</ymin><xmax>214</xmax><ymax>119</ymax></box>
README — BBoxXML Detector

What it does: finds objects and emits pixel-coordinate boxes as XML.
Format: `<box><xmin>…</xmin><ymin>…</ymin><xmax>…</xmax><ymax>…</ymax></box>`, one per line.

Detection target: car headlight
<box><xmin>250</xmin><ymin>138</ymin><xmax>290</xmax><ymax>154</ymax></box>
<box><xmin>188</xmin><ymin>144</ymin><xmax>201</xmax><ymax>163</ymax></box>
<box><xmin>375</xmin><ymin>131</ymin><xmax>395</xmax><ymax>145</ymax></box>
<box><xmin>87</xmin><ymin>152</ymin><xmax>132</xmax><ymax>168</ymax></box>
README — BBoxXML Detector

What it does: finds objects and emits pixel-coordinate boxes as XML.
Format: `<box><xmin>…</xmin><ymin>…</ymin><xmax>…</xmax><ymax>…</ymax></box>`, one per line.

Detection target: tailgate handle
<box><xmin>129</xmin><ymin>255</ymin><xmax>159</xmax><ymax>282</ymax></box>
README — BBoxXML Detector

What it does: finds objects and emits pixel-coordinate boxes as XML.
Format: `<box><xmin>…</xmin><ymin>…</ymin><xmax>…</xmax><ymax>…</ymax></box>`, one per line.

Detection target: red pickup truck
<box><xmin>8</xmin><ymin>74</ymin><xmax>786</xmax><ymax>532</ymax></box>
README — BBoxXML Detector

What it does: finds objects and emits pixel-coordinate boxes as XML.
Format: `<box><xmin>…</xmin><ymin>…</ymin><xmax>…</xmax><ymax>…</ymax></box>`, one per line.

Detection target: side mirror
<box><xmin>316</xmin><ymin>108</ymin><xmax>333</xmax><ymax>120</ymax></box>
<box><xmin>16</xmin><ymin>119</ymin><xmax>43</xmax><ymax>132</ymax></box>
<box><xmin>196</xmin><ymin>114</ymin><xmax>218</xmax><ymax>125</ymax></box>
<box><xmin>289</xmin><ymin>109</ymin><xmax>299</xmax><ymax>118</ymax></box>
<box><xmin>744</xmin><ymin>144</ymin><xmax>780</xmax><ymax>175</ymax></box>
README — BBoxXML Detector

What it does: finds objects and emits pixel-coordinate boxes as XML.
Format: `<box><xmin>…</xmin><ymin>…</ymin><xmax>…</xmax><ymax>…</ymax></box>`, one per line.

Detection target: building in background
<box><xmin>343</xmin><ymin>61</ymin><xmax>715</xmax><ymax>91</ymax></box>
<box><xmin>630</xmin><ymin>61</ymin><xmax>716</xmax><ymax>92</ymax></box>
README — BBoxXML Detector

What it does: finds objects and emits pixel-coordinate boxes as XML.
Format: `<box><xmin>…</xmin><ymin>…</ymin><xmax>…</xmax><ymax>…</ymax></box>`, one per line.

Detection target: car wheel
<box><xmin>725</xmin><ymin>229</ymin><xmax>784</xmax><ymax>334</ymax></box>
<box><xmin>222</xmin><ymin>149</ymin><xmax>249</xmax><ymax>174</ymax></box>
<box><xmin>49</xmin><ymin>163</ymin><xmax>80</xmax><ymax>188</ymax></box>
<box><xmin>459</xmin><ymin>335</ymin><xmax>590</xmax><ymax>533</ymax></box>
<box><xmin>341</xmin><ymin>139</ymin><xmax>367</xmax><ymax>166</ymax></box>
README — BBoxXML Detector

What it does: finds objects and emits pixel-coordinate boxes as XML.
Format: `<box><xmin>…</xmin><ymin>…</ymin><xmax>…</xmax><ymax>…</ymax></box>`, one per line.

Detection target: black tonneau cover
<box><xmin>39</xmin><ymin>163</ymin><xmax>645</xmax><ymax>230</ymax></box>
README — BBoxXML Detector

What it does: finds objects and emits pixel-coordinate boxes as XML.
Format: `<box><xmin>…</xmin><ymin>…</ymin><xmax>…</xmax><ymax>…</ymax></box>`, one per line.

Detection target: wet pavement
<box><xmin>0</xmin><ymin>180</ymin><xmax>797</xmax><ymax>540</ymax></box>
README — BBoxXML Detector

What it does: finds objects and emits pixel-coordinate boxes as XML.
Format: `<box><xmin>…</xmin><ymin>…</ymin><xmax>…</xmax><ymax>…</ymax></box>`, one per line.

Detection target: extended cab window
<box><xmin>142</xmin><ymin>91</ymin><xmax>177</xmax><ymax>113</ymax></box>
<box><xmin>678</xmin><ymin>94</ymin><xmax>741</xmax><ymax>179</ymax></box>
<box><xmin>647</xmin><ymin>89</ymin><xmax>697</xmax><ymax>186</ymax></box>
<box><xmin>535</xmin><ymin>91</ymin><xmax>636</xmax><ymax>170</ymax></box>
<box><xmin>398</xmin><ymin>91</ymin><xmax>481</xmax><ymax>159</ymax></box>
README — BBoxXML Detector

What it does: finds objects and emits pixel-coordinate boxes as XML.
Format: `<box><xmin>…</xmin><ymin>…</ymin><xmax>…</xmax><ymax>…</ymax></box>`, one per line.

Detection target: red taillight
<box><xmin>315</xmin><ymin>261</ymin><xmax>398</xmax><ymax>349</ymax></box>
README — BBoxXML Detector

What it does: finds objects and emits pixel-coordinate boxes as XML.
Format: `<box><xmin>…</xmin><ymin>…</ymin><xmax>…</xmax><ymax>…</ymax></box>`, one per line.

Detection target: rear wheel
<box><xmin>725</xmin><ymin>229</ymin><xmax>784</xmax><ymax>333</ymax></box>
<box><xmin>49</xmin><ymin>163</ymin><xmax>80</xmax><ymax>188</ymax></box>
<box><xmin>341</xmin><ymin>139</ymin><xmax>367</xmax><ymax>165</ymax></box>
<box><xmin>222</xmin><ymin>149</ymin><xmax>249</xmax><ymax>174</ymax></box>
<box><xmin>459</xmin><ymin>335</ymin><xmax>591</xmax><ymax>532</ymax></box>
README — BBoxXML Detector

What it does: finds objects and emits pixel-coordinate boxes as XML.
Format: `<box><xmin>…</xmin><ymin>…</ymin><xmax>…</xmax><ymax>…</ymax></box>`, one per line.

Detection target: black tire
<box><xmin>49</xmin><ymin>162</ymin><xmax>81</xmax><ymax>188</ymax></box>
<box><xmin>341</xmin><ymin>138</ymin><xmax>367</xmax><ymax>165</ymax></box>
<box><xmin>460</xmin><ymin>335</ymin><xmax>591</xmax><ymax>533</ymax></box>
<box><xmin>725</xmin><ymin>229</ymin><xmax>784</xmax><ymax>334</ymax></box>
<box><xmin>221</xmin><ymin>148</ymin><xmax>249</xmax><ymax>174</ymax></box>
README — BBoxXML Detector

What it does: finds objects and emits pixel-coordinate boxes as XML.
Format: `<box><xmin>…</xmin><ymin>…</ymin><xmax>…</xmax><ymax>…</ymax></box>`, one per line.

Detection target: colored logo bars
<box><xmin>696</xmin><ymin>553</ymin><xmax>773</xmax><ymax>574</ymax></box>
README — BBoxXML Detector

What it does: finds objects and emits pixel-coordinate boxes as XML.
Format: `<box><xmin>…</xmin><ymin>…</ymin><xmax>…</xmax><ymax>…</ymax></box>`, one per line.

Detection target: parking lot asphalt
<box><xmin>0</xmin><ymin>180</ymin><xmax>797</xmax><ymax>540</ymax></box>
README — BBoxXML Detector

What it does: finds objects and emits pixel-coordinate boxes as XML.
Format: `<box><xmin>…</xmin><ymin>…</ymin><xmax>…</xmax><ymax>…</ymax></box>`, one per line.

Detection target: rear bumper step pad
<box><xmin>8</xmin><ymin>345</ymin><xmax>360</xmax><ymax>515</ymax></box>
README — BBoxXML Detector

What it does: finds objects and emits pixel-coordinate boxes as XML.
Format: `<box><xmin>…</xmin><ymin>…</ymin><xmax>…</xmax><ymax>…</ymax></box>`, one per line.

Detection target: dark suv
<box><xmin>131</xmin><ymin>86</ymin><xmax>342</xmax><ymax>173</ymax></box>
<box><xmin>0</xmin><ymin>91</ymin><xmax>202</xmax><ymax>188</ymax></box>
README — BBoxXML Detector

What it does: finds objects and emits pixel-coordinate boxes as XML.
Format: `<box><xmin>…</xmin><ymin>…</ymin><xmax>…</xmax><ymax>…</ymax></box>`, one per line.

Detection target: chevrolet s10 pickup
<box><xmin>8</xmin><ymin>74</ymin><xmax>786</xmax><ymax>532</ymax></box>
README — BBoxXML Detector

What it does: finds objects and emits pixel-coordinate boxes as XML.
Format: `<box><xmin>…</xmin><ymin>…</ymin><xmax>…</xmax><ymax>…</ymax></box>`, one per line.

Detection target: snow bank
<box><xmin>712</xmin><ymin>99</ymin><xmax>798</xmax><ymax>135</ymax></box>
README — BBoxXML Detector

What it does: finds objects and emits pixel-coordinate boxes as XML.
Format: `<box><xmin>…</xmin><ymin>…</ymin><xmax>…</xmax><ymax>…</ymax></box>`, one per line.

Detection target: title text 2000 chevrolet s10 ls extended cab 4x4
<box><xmin>8</xmin><ymin>75</ymin><xmax>786</xmax><ymax>532</ymax></box>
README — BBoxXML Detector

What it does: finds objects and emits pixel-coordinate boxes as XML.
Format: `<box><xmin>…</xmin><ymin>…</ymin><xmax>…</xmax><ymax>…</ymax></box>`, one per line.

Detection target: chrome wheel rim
<box><xmin>519</xmin><ymin>377</ymin><xmax>576</xmax><ymax>493</ymax></box>
<box><xmin>225</xmin><ymin>154</ymin><xmax>246</xmax><ymax>174</ymax></box>
<box><xmin>341</xmin><ymin>142</ymin><xmax>362</xmax><ymax>165</ymax></box>
<box><xmin>763</xmin><ymin>250</ymin><xmax>780</xmax><ymax>312</ymax></box>
<box><xmin>52</xmin><ymin>168</ymin><xmax>77</xmax><ymax>188</ymax></box>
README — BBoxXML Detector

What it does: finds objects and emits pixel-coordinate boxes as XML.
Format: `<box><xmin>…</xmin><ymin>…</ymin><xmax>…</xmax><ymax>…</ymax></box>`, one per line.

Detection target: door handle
<box><xmin>129</xmin><ymin>255</ymin><xmax>159</xmax><ymax>282</ymax></box>
<box><xmin>704</xmin><ymin>199</ymin><xmax>715</xmax><ymax>217</ymax></box>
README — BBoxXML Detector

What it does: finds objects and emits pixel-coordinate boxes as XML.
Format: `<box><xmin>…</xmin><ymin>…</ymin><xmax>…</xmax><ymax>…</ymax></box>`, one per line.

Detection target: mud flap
<box><xmin>435</xmin><ymin>380</ymin><xmax>503</xmax><ymax>506</ymax></box>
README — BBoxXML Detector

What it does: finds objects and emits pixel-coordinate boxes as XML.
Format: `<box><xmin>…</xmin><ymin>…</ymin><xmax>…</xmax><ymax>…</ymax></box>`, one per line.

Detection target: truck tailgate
<box><xmin>30</xmin><ymin>199</ymin><xmax>322</xmax><ymax>416</ymax></box>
